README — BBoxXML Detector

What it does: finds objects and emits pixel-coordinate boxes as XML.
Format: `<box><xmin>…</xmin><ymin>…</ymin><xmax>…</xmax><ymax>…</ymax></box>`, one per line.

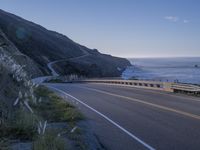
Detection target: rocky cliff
<box><xmin>0</xmin><ymin>28</ymin><xmax>42</xmax><ymax>117</ymax></box>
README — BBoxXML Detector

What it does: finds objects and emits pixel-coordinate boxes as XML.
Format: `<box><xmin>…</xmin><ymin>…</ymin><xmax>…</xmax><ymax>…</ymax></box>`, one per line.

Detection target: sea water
<box><xmin>122</xmin><ymin>57</ymin><xmax>200</xmax><ymax>84</ymax></box>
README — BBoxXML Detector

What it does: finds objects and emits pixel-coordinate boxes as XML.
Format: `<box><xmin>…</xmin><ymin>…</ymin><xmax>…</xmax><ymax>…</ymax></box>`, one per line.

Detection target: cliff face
<box><xmin>0</xmin><ymin>29</ymin><xmax>42</xmax><ymax>111</ymax></box>
<box><xmin>0</xmin><ymin>29</ymin><xmax>42</xmax><ymax>78</ymax></box>
<box><xmin>0</xmin><ymin>9</ymin><xmax>131</xmax><ymax>77</ymax></box>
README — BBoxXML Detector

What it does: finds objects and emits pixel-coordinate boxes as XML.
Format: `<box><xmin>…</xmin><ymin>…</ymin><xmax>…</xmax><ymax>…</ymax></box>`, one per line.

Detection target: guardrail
<box><xmin>171</xmin><ymin>83</ymin><xmax>200</xmax><ymax>93</ymax></box>
<box><xmin>70</xmin><ymin>79</ymin><xmax>173</xmax><ymax>92</ymax></box>
<box><xmin>44</xmin><ymin>76</ymin><xmax>200</xmax><ymax>93</ymax></box>
<box><xmin>70</xmin><ymin>79</ymin><xmax>200</xmax><ymax>93</ymax></box>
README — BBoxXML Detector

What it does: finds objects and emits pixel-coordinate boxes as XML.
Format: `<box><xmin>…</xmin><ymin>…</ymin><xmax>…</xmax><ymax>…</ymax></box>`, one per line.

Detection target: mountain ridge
<box><xmin>0</xmin><ymin>9</ymin><xmax>131</xmax><ymax>77</ymax></box>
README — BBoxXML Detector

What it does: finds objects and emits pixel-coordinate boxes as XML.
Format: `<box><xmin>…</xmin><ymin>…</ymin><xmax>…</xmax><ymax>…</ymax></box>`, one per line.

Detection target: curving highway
<box><xmin>46</xmin><ymin>82</ymin><xmax>200</xmax><ymax>150</ymax></box>
<box><xmin>33</xmin><ymin>46</ymin><xmax>200</xmax><ymax>150</ymax></box>
<box><xmin>47</xmin><ymin>45</ymin><xmax>90</xmax><ymax>76</ymax></box>
<box><xmin>32</xmin><ymin>46</ymin><xmax>90</xmax><ymax>83</ymax></box>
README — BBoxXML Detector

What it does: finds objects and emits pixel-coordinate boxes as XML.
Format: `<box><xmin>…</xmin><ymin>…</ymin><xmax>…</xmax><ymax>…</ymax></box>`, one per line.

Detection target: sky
<box><xmin>0</xmin><ymin>0</ymin><xmax>200</xmax><ymax>58</ymax></box>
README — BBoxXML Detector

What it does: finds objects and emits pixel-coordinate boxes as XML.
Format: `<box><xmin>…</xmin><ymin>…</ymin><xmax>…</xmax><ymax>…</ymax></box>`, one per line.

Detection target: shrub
<box><xmin>33</xmin><ymin>130</ymin><xmax>66</xmax><ymax>150</ymax></box>
<box><xmin>9</xmin><ymin>109</ymin><xmax>38</xmax><ymax>140</ymax></box>
<box><xmin>0</xmin><ymin>99</ymin><xmax>38</xmax><ymax>140</ymax></box>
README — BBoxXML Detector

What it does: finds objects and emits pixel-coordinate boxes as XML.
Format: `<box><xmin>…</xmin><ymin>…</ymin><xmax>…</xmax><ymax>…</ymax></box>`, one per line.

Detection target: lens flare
<box><xmin>16</xmin><ymin>27</ymin><xmax>27</xmax><ymax>40</ymax></box>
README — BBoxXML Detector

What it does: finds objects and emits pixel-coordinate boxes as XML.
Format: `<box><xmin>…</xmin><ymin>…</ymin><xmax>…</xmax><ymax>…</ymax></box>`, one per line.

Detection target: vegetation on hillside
<box><xmin>0</xmin><ymin>48</ymin><xmax>86</xmax><ymax>149</ymax></box>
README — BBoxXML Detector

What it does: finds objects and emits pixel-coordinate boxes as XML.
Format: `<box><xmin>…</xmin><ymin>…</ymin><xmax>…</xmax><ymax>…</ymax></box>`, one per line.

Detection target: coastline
<box><xmin>122</xmin><ymin>57</ymin><xmax>200</xmax><ymax>85</ymax></box>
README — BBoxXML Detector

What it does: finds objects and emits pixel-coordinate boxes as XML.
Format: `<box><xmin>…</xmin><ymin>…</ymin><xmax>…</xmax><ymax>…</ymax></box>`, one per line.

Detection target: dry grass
<box><xmin>33</xmin><ymin>86</ymin><xmax>83</xmax><ymax>123</ymax></box>
<box><xmin>33</xmin><ymin>129</ymin><xmax>66</xmax><ymax>150</ymax></box>
<box><xmin>1</xmin><ymin>85</ymin><xmax>85</xmax><ymax>149</ymax></box>
<box><xmin>0</xmin><ymin>108</ymin><xmax>37</xmax><ymax>140</ymax></box>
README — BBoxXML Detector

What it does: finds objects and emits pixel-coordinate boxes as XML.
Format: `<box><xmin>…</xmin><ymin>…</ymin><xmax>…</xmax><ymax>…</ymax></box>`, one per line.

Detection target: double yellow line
<box><xmin>79</xmin><ymin>86</ymin><xmax>200</xmax><ymax>121</ymax></box>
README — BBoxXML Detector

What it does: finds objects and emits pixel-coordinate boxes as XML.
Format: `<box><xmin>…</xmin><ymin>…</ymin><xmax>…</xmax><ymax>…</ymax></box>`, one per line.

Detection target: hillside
<box><xmin>0</xmin><ymin>27</ymin><xmax>42</xmax><ymax>111</ymax></box>
<box><xmin>0</xmin><ymin>9</ymin><xmax>131</xmax><ymax>77</ymax></box>
<box><xmin>0</xmin><ymin>22</ymin><xmax>101</xmax><ymax>150</ymax></box>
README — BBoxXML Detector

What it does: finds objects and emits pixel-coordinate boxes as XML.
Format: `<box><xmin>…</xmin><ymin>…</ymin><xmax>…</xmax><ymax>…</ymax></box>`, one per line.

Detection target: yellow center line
<box><xmin>77</xmin><ymin>85</ymin><xmax>200</xmax><ymax>121</ymax></box>
<box><xmin>93</xmin><ymin>83</ymin><xmax>200</xmax><ymax>103</ymax></box>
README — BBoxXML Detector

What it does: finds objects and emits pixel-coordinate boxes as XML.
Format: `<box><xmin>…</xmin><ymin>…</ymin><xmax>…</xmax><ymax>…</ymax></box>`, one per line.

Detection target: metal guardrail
<box><xmin>71</xmin><ymin>79</ymin><xmax>172</xmax><ymax>92</ymax></box>
<box><xmin>43</xmin><ymin>76</ymin><xmax>199</xmax><ymax>93</ymax></box>
<box><xmin>70</xmin><ymin>79</ymin><xmax>200</xmax><ymax>93</ymax></box>
<box><xmin>171</xmin><ymin>83</ymin><xmax>200</xmax><ymax>92</ymax></box>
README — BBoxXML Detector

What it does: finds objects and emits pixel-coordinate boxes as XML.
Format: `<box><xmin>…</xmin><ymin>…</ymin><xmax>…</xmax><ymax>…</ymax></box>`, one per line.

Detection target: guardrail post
<box><xmin>163</xmin><ymin>82</ymin><xmax>173</xmax><ymax>92</ymax></box>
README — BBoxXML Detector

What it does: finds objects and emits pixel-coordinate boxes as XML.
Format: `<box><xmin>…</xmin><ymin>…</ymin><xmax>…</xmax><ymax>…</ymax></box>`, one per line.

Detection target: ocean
<box><xmin>122</xmin><ymin>57</ymin><xmax>200</xmax><ymax>84</ymax></box>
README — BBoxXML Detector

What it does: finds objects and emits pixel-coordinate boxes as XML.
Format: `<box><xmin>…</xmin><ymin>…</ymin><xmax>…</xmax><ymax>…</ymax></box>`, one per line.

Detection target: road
<box><xmin>32</xmin><ymin>46</ymin><xmax>90</xmax><ymax>83</ymax></box>
<box><xmin>46</xmin><ymin>82</ymin><xmax>200</xmax><ymax>150</ymax></box>
<box><xmin>47</xmin><ymin>45</ymin><xmax>90</xmax><ymax>76</ymax></box>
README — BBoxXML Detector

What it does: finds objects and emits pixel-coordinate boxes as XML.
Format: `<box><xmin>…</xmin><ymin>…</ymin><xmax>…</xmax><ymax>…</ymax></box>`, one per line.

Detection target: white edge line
<box><xmin>48</xmin><ymin>86</ymin><xmax>156</xmax><ymax>150</ymax></box>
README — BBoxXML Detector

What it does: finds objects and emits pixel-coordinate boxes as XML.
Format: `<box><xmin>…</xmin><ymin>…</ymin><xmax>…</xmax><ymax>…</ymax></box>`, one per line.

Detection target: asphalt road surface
<box><xmin>46</xmin><ymin>83</ymin><xmax>200</xmax><ymax>150</ymax></box>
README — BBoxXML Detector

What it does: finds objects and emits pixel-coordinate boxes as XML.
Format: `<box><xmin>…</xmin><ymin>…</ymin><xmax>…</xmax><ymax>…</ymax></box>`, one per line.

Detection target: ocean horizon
<box><xmin>122</xmin><ymin>57</ymin><xmax>200</xmax><ymax>84</ymax></box>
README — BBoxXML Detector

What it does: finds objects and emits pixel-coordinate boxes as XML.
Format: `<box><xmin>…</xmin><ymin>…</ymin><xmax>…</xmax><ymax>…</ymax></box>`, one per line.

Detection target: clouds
<box><xmin>183</xmin><ymin>19</ymin><xmax>189</xmax><ymax>23</ymax></box>
<box><xmin>164</xmin><ymin>16</ymin><xmax>179</xmax><ymax>22</ymax></box>
<box><xmin>164</xmin><ymin>16</ymin><xmax>189</xmax><ymax>23</ymax></box>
